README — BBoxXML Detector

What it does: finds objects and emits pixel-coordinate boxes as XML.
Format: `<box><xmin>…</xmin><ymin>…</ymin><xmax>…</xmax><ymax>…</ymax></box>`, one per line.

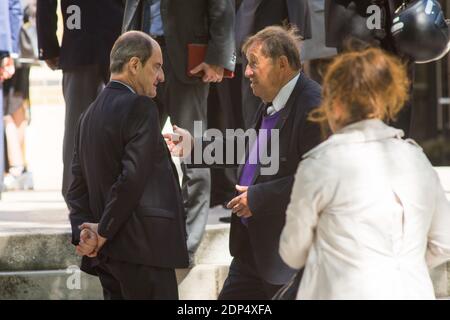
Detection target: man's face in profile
<box><xmin>137</xmin><ymin>42</ymin><xmax>165</xmax><ymax>98</ymax></box>
<box><xmin>244</xmin><ymin>43</ymin><xmax>281</xmax><ymax>103</ymax></box>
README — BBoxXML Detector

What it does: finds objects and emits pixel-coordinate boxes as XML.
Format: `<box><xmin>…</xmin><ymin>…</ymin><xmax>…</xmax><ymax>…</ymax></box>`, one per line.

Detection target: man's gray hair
<box><xmin>110</xmin><ymin>31</ymin><xmax>154</xmax><ymax>74</ymax></box>
<box><xmin>242</xmin><ymin>25</ymin><xmax>302</xmax><ymax>70</ymax></box>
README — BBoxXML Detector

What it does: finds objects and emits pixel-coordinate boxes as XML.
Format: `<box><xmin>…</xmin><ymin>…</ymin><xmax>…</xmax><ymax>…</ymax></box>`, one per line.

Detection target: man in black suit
<box><xmin>166</xmin><ymin>26</ymin><xmax>323</xmax><ymax>299</ymax></box>
<box><xmin>66</xmin><ymin>31</ymin><xmax>189</xmax><ymax>300</ymax></box>
<box><xmin>36</xmin><ymin>0</ymin><xmax>124</xmax><ymax>198</ymax></box>
<box><xmin>122</xmin><ymin>0</ymin><xmax>236</xmax><ymax>263</ymax></box>
<box><xmin>209</xmin><ymin>0</ymin><xmax>313</xmax><ymax>214</ymax></box>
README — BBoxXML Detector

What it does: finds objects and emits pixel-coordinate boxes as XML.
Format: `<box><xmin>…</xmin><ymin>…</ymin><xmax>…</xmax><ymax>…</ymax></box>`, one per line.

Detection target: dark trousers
<box><xmin>154</xmin><ymin>45</ymin><xmax>210</xmax><ymax>256</ymax></box>
<box><xmin>207</xmin><ymin>66</ymin><xmax>244</xmax><ymax>207</ymax></box>
<box><xmin>218</xmin><ymin>257</ymin><xmax>283</xmax><ymax>300</ymax></box>
<box><xmin>62</xmin><ymin>64</ymin><xmax>109</xmax><ymax>198</ymax></box>
<box><xmin>95</xmin><ymin>258</ymin><xmax>179</xmax><ymax>300</ymax></box>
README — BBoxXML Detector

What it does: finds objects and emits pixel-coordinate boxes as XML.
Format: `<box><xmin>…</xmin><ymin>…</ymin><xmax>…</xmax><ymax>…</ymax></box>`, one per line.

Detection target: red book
<box><xmin>187</xmin><ymin>43</ymin><xmax>234</xmax><ymax>79</ymax></box>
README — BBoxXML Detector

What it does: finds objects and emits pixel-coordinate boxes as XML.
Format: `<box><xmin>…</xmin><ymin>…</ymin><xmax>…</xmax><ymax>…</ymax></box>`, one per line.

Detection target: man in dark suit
<box><xmin>36</xmin><ymin>0</ymin><xmax>124</xmax><ymax>198</ymax></box>
<box><xmin>209</xmin><ymin>0</ymin><xmax>313</xmax><ymax>214</ymax></box>
<box><xmin>166</xmin><ymin>26</ymin><xmax>323</xmax><ymax>299</ymax></box>
<box><xmin>66</xmin><ymin>31</ymin><xmax>189</xmax><ymax>300</ymax></box>
<box><xmin>122</xmin><ymin>0</ymin><xmax>236</xmax><ymax>263</ymax></box>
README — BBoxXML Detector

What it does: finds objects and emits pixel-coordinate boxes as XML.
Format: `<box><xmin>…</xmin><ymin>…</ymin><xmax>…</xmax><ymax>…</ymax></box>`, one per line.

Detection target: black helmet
<box><xmin>391</xmin><ymin>0</ymin><xmax>450</xmax><ymax>64</ymax></box>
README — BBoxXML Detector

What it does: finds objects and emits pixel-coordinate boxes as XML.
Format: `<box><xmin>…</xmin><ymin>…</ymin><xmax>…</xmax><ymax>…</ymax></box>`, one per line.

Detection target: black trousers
<box><xmin>218</xmin><ymin>257</ymin><xmax>283</xmax><ymax>300</ymax></box>
<box><xmin>95</xmin><ymin>257</ymin><xmax>178</xmax><ymax>300</ymax></box>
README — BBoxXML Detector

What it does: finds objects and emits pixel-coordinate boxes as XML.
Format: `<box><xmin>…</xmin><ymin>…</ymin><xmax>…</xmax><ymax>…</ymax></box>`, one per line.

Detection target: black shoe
<box><xmin>219</xmin><ymin>216</ymin><xmax>231</xmax><ymax>223</ymax></box>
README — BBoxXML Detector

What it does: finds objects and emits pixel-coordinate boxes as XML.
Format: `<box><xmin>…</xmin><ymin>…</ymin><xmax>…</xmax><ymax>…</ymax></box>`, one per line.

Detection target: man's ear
<box><xmin>278</xmin><ymin>55</ymin><xmax>289</xmax><ymax>70</ymax></box>
<box><xmin>128</xmin><ymin>57</ymin><xmax>140</xmax><ymax>75</ymax></box>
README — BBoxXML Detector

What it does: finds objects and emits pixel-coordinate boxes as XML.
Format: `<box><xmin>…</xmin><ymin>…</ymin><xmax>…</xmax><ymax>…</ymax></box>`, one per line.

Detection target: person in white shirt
<box><xmin>279</xmin><ymin>47</ymin><xmax>450</xmax><ymax>299</ymax></box>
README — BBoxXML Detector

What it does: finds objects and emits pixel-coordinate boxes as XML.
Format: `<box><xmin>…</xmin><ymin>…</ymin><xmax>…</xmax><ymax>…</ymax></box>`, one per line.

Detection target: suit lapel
<box><xmin>123</xmin><ymin>0</ymin><xmax>141</xmax><ymax>32</ymax></box>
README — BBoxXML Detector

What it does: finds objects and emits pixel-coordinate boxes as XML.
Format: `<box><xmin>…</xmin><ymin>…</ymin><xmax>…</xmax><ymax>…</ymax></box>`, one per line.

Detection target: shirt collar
<box><xmin>268</xmin><ymin>72</ymin><xmax>300</xmax><ymax>115</ymax></box>
<box><xmin>110</xmin><ymin>80</ymin><xmax>136</xmax><ymax>94</ymax></box>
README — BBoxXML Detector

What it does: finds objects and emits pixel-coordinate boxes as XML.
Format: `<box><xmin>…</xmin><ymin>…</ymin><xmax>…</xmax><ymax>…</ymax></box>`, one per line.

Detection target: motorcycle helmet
<box><xmin>391</xmin><ymin>0</ymin><xmax>450</xmax><ymax>63</ymax></box>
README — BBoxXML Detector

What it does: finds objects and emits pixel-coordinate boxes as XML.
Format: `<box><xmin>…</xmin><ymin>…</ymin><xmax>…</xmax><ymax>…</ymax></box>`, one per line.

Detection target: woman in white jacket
<box><xmin>279</xmin><ymin>47</ymin><xmax>450</xmax><ymax>299</ymax></box>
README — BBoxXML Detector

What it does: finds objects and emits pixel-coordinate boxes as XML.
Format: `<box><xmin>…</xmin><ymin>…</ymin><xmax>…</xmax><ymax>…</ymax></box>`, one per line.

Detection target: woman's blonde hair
<box><xmin>310</xmin><ymin>47</ymin><xmax>410</xmax><ymax>127</ymax></box>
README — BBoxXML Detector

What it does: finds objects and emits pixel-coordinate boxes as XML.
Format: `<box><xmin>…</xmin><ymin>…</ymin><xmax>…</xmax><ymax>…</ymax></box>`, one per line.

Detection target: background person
<box><xmin>0</xmin><ymin>0</ymin><xmax>23</xmax><ymax>195</ymax></box>
<box><xmin>36</xmin><ymin>0</ymin><xmax>124</xmax><ymax>199</ymax></box>
<box><xmin>3</xmin><ymin>2</ymin><xmax>37</xmax><ymax>191</ymax></box>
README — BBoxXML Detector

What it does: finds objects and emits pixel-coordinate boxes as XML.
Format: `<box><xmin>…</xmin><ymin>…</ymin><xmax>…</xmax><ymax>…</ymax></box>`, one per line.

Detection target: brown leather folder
<box><xmin>187</xmin><ymin>43</ymin><xmax>234</xmax><ymax>78</ymax></box>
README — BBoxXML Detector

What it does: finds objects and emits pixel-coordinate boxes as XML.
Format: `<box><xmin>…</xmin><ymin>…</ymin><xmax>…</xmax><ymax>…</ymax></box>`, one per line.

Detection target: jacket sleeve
<box><xmin>287</xmin><ymin>0</ymin><xmax>312</xmax><ymax>40</ymax></box>
<box><xmin>426</xmin><ymin>173</ymin><xmax>450</xmax><ymax>269</ymax></box>
<box><xmin>279</xmin><ymin>158</ymin><xmax>335</xmax><ymax>270</ymax></box>
<box><xmin>97</xmin><ymin>96</ymin><xmax>159</xmax><ymax>240</ymax></box>
<box><xmin>204</xmin><ymin>0</ymin><xmax>236</xmax><ymax>71</ymax></box>
<box><xmin>36</xmin><ymin>0</ymin><xmax>60</xmax><ymax>60</ymax></box>
<box><xmin>247</xmin><ymin>175</ymin><xmax>294</xmax><ymax>218</ymax></box>
<box><xmin>66</xmin><ymin>115</ymin><xmax>94</xmax><ymax>246</ymax></box>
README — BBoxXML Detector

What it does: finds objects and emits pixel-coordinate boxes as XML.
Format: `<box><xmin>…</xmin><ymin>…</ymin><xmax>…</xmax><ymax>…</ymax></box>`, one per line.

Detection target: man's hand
<box><xmin>163</xmin><ymin>125</ymin><xmax>193</xmax><ymax>158</ymax></box>
<box><xmin>189</xmin><ymin>62</ymin><xmax>224</xmax><ymax>83</ymax></box>
<box><xmin>227</xmin><ymin>185</ymin><xmax>253</xmax><ymax>218</ymax></box>
<box><xmin>45</xmin><ymin>57</ymin><xmax>59</xmax><ymax>70</ymax></box>
<box><xmin>75</xmin><ymin>228</ymin><xmax>98</xmax><ymax>257</ymax></box>
<box><xmin>0</xmin><ymin>57</ymin><xmax>15</xmax><ymax>81</ymax></box>
<box><xmin>78</xmin><ymin>223</ymin><xmax>107</xmax><ymax>257</ymax></box>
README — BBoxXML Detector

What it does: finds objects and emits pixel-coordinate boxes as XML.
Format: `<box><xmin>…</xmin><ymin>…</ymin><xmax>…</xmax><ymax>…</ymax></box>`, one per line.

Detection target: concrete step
<box><xmin>0</xmin><ymin>225</ymin><xmax>231</xmax><ymax>299</ymax></box>
<box><xmin>0</xmin><ymin>233</ymin><xmax>79</xmax><ymax>272</ymax></box>
<box><xmin>0</xmin><ymin>269</ymin><xmax>102</xmax><ymax>299</ymax></box>
<box><xmin>0</xmin><ymin>264</ymin><xmax>230</xmax><ymax>300</ymax></box>
<box><xmin>0</xmin><ymin>225</ymin><xmax>231</xmax><ymax>272</ymax></box>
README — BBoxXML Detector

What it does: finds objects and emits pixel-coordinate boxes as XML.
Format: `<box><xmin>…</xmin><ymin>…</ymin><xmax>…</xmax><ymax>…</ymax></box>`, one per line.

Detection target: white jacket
<box><xmin>279</xmin><ymin>119</ymin><xmax>450</xmax><ymax>299</ymax></box>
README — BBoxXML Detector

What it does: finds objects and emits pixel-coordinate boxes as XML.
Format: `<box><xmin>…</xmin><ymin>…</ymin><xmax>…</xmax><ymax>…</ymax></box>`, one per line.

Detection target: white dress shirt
<box><xmin>266</xmin><ymin>73</ymin><xmax>300</xmax><ymax>115</ymax></box>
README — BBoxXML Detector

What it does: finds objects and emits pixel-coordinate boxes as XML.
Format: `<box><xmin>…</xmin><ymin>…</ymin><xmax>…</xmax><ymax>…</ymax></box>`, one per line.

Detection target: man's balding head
<box><xmin>109</xmin><ymin>31</ymin><xmax>164</xmax><ymax>98</ymax></box>
<box><xmin>110</xmin><ymin>31</ymin><xmax>157</xmax><ymax>74</ymax></box>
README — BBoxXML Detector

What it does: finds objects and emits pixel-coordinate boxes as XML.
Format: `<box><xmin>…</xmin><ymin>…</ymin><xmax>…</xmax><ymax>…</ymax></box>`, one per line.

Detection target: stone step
<box><xmin>0</xmin><ymin>225</ymin><xmax>231</xmax><ymax>272</ymax></box>
<box><xmin>0</xmin><ymin>264</ymin><xmax>230</xmax><ymax>300</ymax></box>
<box><xmin>0</xmin><ymin>224</ymin><xmax>231</xmax><ymax>299</ymax></box>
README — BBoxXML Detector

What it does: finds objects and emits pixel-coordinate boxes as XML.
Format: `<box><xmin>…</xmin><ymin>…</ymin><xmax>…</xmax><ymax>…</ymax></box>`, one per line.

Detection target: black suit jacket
<box><xmin>192</xmin><ymin>73</ymin><xmax>322</xmax><ymax>284</ymax></box>
<box><xmin>324</xmin><ymin>0</ymin><xmax>405</xmax><ymax>53</ymax></box>
<box><xmin>67</xmin><ymin>82</ymin><xmax>189</xmax><ymax>273</ymax></box>
<box><xmin>253</xmin><ymin>0</ymin><xmax>312</xmax><ymax>40</ymax></box>
<box><xmin>36</xmin><ymin>0</ymin><xmax>124</xmax><ymax>70</ymax></box>
<box><xmin>122</xmin><ymin>0</ymin><xmax>236</xmax><ymax>84</ymax></box>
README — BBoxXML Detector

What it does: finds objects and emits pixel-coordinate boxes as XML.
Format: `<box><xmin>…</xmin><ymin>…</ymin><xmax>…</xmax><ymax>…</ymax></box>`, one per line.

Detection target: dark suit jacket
<box><xmin>122</xmin><ymin>0</ymin><xmax>236</xmax><ymax>84</ymax></box>
<box><xmin>193</xmin><ymin>72</ymin><xmax>322</xmax><ymax>284</ymax></box>
<box><xmin>36</xmin><ymin>0</ymin><xmax>124</xmax><ymax>70</ymax></box>
<box><xmin>324</xmin><ymin>0</ymin><xmax>405</xmax><ymax>53</ymax></box>
<box><xmin>66</xmin><ymin>82</ymin><xmax>189</xmax><ymax>274</ymax></box>
<box><xmin>253</xmin><ymin>0</ymin><xmax>312</xmax><ymax>40</ymax></box>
